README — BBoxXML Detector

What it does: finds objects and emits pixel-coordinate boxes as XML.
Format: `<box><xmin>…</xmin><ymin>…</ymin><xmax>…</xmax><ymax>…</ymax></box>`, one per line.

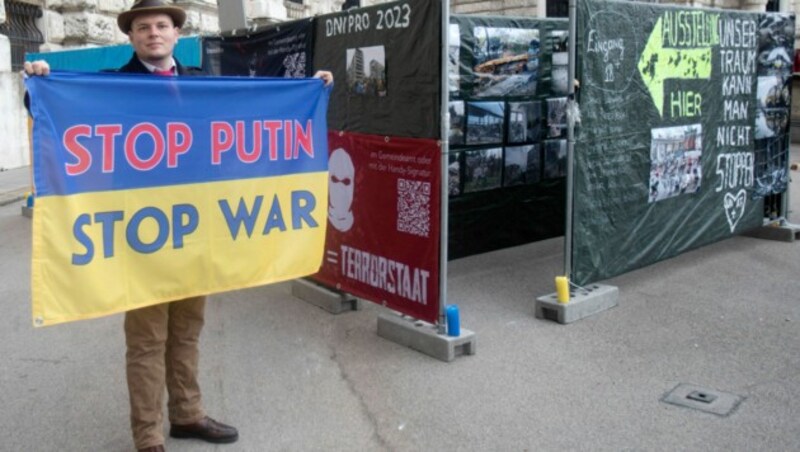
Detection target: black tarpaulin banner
<box><xmin>572</xmin><ymin>0</ymin><xmax>794</xmax><ymax>285</ymax></box>
<box><xmin>313</xmin><ymin>0</ymin><xmax>441</xmax><ymax>139</ymax></box>
<box><xmin>447</xmin><ymin>15</ymin><xmax>569</xmax><ymax>259</ymax></box>
<box><xmin>202</xmin><ymin>19</ymin><xmax>314</xmax><ymax>77</ymax></box>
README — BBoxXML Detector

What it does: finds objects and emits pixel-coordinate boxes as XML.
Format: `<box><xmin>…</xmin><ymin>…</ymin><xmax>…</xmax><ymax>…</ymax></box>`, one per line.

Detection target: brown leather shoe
<box><xmin>138</xmin><ymin>446</ymin><xmax>165</xmax><ymax>452</ymax></box>
<box><xmin>170</xmin><ymin>416</ymin><xmax>238</xmax><ymax>444</ymax></box>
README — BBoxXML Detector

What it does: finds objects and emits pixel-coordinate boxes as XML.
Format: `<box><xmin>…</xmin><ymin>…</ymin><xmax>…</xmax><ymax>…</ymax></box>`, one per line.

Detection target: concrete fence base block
<box><xmin>290</xmin><ymin>278</ymin><xmax>361</xmax><ymax>314</ymax></box>
<box><xmin>535</xmin><ymin>284</ymin><xmax>619</xmax><ymax>324</ymax></box>
<box><xmin>0</xmin><ymin>188</ymin><xmax>26</xmax><ymax>208</ymax></box>
<box><xmin>377</xmin><ymin>313</ymin><xmax>476</xmax><ymax>362</ymax></box>
<box><xmin>21</xmin><ymin>205</ymin><xmax>33</xmax><ymax>219</ymax></box>
<box><xmin>742</xmin><ymin>223</ymin><xmax>800</xmax><ymax>242</ymax></box>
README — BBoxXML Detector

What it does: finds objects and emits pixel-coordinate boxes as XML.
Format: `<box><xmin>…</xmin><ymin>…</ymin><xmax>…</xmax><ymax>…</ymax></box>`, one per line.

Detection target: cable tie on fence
<box><xmin>568</xmin><ymin>279</ymin><xmax>591</xmax><ymax>296</ymax></box>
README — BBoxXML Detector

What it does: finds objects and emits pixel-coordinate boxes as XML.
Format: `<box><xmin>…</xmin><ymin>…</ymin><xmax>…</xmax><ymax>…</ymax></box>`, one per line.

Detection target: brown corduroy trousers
<box><xmin>124</xmin><ymin>296</ymin><xmax>207</xmax><ymax>449</ymax></box>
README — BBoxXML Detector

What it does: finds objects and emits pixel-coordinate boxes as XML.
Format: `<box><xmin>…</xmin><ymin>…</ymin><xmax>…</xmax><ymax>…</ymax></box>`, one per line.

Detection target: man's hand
<box><xmin>23</xmin><ymin>60</ymin><xmax>51</xmax><ymax>76</ymax></box>
<box><xmin>313</xmin><ymin>70</ymin><xmax>334</xmax><ymax>87</ymax></box>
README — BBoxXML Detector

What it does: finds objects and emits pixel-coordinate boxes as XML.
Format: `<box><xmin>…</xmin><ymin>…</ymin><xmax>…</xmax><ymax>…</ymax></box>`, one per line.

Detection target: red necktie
<box><xmin>153</xmin><ymin>68</ymin><xmax>174</xmax><ymax>76</ymax></box>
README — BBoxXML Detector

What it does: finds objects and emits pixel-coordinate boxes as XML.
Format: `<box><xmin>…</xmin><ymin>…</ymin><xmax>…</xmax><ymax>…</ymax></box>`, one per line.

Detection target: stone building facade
<box><xmin>450</xmin><ymin>0</ymin><xmax>777</xmax><ymax>15</ymax></box>
<box><xmin>0</xmin><ymin>0</ymin><xmax>794</xmax><ymax>169</ymax></box>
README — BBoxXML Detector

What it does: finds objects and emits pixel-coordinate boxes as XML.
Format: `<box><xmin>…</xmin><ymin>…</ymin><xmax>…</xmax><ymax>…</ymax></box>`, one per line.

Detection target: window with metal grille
<box><xmin>0</xmin><ymin>0</ymin><xmax>44</xmax><ymax>71</ymax></box>
<box><xmin>766</xmin><ymin>0</ymin><xmax>780</xmax><ymax>12</ymax></box>
<box><xmin>342</xmin><ymin>0</ymin><xmax>360</xmax><ymax>10</ymax></box>
<box><xmin>284</xmin><ymin>0</ymin><xmax>304</xmax><ymax>19</ymax></box>
<box><xmin>546</xmin><ymin>0</ymin><xmax>568</xmax><ymax>18</ymax></box>
<box><xmin>548</xmin><ymin>0</ymin><xmax>661</xmax><ymax>17</ymax></box>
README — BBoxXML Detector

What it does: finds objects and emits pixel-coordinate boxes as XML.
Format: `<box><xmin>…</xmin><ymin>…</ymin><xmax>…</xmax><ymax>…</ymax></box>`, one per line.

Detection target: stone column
<box><xmin>53</xmin><ymin>0</ymin><xmax>120</xmax><ymax>46</ymax></box>
<box><xmin>501</xmin><ymin>0</ymin><xmax>537</xmax><ymax>16</ymax></box>
<box><xmin>307</xmin><ymin>0</ymin><xmax>346</xmax><ymax>16</ymax></box>
<box><xmin>452</xmin><ymin>0</ymin><xmax>506</xmax><ymax>15</ymax></box>
<box><xmin>97</xmin><ymin>0</ymin><xmax>129</xmax><ymax>42</ymax></box>
<box><xmin>673</xmin><ymin>0</ymin><xmax>694</xmax><ymax>5</ymax></box>
<box><xmin>791</xmin><ymin>0</ymin><xmax>800</xmax><ymax>55</ymax></box>
<box><xmin>0</xmin><ymin>0</ymin><xmax>32</xmax><ymax>169</ymax></box>
<box><xmin>39</xmin><ymin>9</ymin><xmax>67</xmax><ymax>52</ymax></box>
<box><xmin>175</xmin><ymin>0</ymin><xmax>220</xmax><ymax>34</ymax></box>
<box><xmin>709</xmin><ymin>0</ymin><xmax>738</xmax><ymax>9</ymax></box>
<box><xmin>246</xmin><ymin>0</ymin><xmax>290</xmax><ymax>25</ymax></box>
<box><xmin>0</xmin><ymin>36</ymin><xmax>31</xmax><ymax>169</ymax></box>
<box><xmin>245</xmin><ymin>0</ymin><xmax>376</xmax><ymax>25</ymax></box>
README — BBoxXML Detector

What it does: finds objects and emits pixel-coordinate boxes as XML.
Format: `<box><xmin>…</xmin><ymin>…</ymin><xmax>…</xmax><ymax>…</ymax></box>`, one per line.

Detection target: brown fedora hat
<box><xmin>117</xmin><ymin>0</ymin><xmax>186</xmax><ymax>33</ymax></box>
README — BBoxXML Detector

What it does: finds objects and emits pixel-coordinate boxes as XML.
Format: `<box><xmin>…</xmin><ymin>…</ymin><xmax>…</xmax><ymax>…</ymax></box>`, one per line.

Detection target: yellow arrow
<box><xmin>638</xmin><ymin>16</ymin><xmax>714</xmax><ymax>117</ymax></box>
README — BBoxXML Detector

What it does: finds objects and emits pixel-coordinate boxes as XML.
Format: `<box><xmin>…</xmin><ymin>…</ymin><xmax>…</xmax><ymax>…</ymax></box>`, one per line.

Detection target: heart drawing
<box><xmin>723</xmin><ymin>189</ymin><xmax>746</xmax><ymax>233</ymax></box>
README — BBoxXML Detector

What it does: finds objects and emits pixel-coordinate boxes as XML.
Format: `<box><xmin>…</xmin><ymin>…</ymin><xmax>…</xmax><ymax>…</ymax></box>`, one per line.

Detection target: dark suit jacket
<box><xmin>113</xmin><ymin>54</ymin><xmax>205</xmax><ymax>76</ymax></box>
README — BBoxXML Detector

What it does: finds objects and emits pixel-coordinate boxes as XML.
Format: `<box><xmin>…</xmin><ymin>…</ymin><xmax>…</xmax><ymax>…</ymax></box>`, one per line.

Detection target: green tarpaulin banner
<box><xmin>572</xmin><ymin>0</ymin><xmax>794</xmax><ymax>285</ymax></box>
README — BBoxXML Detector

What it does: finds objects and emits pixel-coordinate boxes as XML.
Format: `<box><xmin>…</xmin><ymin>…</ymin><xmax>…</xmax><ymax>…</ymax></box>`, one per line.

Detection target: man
<box><xmin>24</xmin><ymin>1</ymin><xmax>333</xmax><ymax>451</ymax></box>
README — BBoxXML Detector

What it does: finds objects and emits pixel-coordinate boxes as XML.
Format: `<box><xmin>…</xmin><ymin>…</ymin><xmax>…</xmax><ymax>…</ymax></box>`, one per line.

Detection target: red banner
<box><xmin>312</xmin><ymin>131</ymin><xmax>441</xmax><ymax>323</ymax></box>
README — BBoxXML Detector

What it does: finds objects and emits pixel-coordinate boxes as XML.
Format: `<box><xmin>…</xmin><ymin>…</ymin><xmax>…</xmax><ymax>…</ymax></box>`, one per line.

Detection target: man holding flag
<box><xmin>24</xmin><ymin>1</ymin><xmax>333</xmax><ymax>451</ymax></box>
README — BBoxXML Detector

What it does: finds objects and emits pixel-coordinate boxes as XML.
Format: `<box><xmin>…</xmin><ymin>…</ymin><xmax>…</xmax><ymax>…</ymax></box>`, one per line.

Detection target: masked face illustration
<box><xmin>328</xmin><ymin>148</ymin><xmax>355</xmax><ymax>232</ymax></box>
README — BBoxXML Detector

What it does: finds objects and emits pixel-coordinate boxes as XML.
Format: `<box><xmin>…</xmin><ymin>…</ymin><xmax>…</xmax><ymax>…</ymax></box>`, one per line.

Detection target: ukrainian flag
<box><xmin>26</xmin><ymin>72</ymin><xmax>330</xmax><ymax>326</ymax></box>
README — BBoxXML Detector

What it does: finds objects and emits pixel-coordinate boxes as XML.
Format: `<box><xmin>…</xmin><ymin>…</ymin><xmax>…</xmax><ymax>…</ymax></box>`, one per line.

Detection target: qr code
<box><xmin>397</xmin><ymin>178</ymin><xmax>431</xmax><ymax>237</ymax></box>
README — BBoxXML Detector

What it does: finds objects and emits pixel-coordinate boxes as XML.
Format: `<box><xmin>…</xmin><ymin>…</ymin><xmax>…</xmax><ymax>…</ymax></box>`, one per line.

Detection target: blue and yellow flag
<box><xmin>25</xmin><ymin>72</ymin><xmax>330</xmax><ymax>326</ymax></box>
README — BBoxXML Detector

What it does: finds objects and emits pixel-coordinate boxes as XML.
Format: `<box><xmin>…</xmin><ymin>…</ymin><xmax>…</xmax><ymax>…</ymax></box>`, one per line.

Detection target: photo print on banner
<box><xmin>472</xmin><ymin>26</ymin><xmax>540</xmax><ymax>98</ymax></box>
<box><xmin>463</xmin><ymin>147</ymin><xmax>503</xmax><ymax>193</ymax></box>
<box><xmin>550</xmin><ymin>30</ymin><xmax>569</xmax><ymax>95</ymax></box>
<box><xmin>504</xmin><ymin>144</ymin><xmax>541</xmax><ymax>186</ymax></box>
<box><xmin>449</xmin><ymin>23</ymin><xmax>461</xmax><ymax>93</ymax></box>
<box><xmin>753</xmin><ymin>13</ymin><xmax>795</xmax><ymax>200</ymax></box>
<box><xmin>467</xmin><ymin>101</ymin><xmax>505</xmax><ymax>145</ymax></box>
<box><xmin>648</xmin><ymin>125</ymin><xmax>703</xmax><ymax>203</ymax></box>
<box><xmin>508</xmin><ymin>101</ymin><xmax>544</xmax><ymax>143</ymax></box>
<box><xmin>449</xmin><ymin>152</ymin><xmax>462</xmax><ymax>196</ymax></box>
<box><xmin>754</xmin><ymin>76</ymin><xmax>788</xmax><ymax>140</ymax></box>
<box><xmin>546</xmin><ymin>97</ymin><xmax>567</xmax><ymax>138</ymax></box>
<box><xmin>449</xmin><ymin>100</ymin><xmax>466</xmax><ymax>145</ymax></box>
<box><xmin>346</xmin><ymin>45</ymin><xmax>387</xmax><ymax>96</ymax></box>
<box><xmin>544</xmin><ymin>139</ymin><xmax>567</xmax><ymax>179</ymax></box>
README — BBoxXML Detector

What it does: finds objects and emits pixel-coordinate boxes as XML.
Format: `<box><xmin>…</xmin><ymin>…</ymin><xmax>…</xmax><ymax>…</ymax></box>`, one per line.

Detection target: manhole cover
<box><xmin>661</xmin><ymin>383</ymin><xmax>744</xmax><ymax>417</ymax></box>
